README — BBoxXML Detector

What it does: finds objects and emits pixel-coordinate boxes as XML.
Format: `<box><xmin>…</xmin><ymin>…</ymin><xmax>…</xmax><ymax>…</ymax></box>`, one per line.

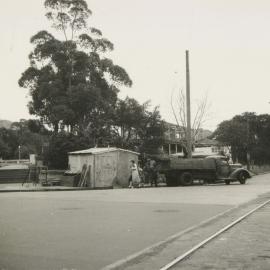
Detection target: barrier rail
<box><xmin>0</xmin><ymin>159</ymin><xmax>30</xmax><ymax>164</ymax></box>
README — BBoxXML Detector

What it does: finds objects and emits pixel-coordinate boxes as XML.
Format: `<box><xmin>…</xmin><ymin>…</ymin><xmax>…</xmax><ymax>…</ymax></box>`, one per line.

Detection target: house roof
<box><xmin>68</xmin><ymin>147</ymin><xmax>139</xmax><ymax>156</ymax></box>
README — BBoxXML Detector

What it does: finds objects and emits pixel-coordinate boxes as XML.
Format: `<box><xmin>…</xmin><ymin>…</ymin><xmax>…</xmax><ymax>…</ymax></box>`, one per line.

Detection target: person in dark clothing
<box><xmin>143</xmin><ymin>159</ymin><xmax>151</xmax><ymax>185</ymax></box>
<box><xmin>149</xmin><ymin>159</ymin><xmax>158</xmax><ymax>187</ymax></box>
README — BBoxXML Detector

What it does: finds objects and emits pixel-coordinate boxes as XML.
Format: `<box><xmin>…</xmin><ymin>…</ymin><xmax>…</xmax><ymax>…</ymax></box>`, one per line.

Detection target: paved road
<box><xmin>0</xmin><ymin>174</ymin><xmax>270</xmax><ymax>270</ymax></box>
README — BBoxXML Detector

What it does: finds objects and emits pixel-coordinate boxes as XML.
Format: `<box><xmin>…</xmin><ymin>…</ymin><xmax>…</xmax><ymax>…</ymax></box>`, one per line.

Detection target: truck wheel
<box><xmin>180</xmin><ymin>172</ymin><xmax>193</xmax><ymax>186</ymax></box>
<box><xmin>225</xmin><ymin>180</ymin><xmax>230</xmax><ymax>185</ymax></box>
<box><xmin>238</xmin><ymin>172</ymin><xmax>247</xmax><ymax>184</ymax></box>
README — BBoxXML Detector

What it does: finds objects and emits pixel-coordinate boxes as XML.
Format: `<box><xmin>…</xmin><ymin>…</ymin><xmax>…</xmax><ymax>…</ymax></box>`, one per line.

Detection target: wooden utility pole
<box><xmin>186</xmin><ymin>50</ymin><xmax>192</xmax><ymax>158</ymax></box>
<box><xmin>246</xmin><ymin>118</ymin><xmax>251</xmax><ymax>171</ymax></box>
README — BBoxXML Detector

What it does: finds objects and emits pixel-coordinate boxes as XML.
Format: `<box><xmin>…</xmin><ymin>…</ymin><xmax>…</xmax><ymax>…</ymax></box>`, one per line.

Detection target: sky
<box><xmin>1</xmin><ymin>0</ymin><xmax>270</xmax><ymax>131</ymax></box>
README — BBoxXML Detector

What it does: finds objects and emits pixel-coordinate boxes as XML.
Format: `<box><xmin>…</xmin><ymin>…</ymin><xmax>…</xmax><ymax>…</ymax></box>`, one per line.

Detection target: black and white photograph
<box><xmin>1</xmin><ymin>1</ymin><xmax>270</xmax><ymax>269</ymax></box>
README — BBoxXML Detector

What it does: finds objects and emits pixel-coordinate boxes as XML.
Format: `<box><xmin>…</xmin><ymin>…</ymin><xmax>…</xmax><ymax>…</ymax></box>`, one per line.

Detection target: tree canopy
<box><xmin>17</xmin><ymin>0</ymin><xmax>166</xmax><ymax>168</ymax></box>
<box><xmin>19</xmin><ymin>0</ymin><xmax>132</xmax><ymax>133</ymax></box>
<box><xmin>113</xmin><ymin>97</ymin><xmax>165</xmax><ymax>153</ymax></box>
<box><xmin>213</xmin><ymin>112</ymin><xmax>270</xmax><ymax>165</ymax></box>
<box><xmin>0</xmin><ymin>119</ymin><xmax>49</xmax><ymax>160</ymax></box>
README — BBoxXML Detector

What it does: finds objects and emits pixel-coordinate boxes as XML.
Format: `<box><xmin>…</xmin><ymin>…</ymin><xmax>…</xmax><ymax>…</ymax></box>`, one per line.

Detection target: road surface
<box><xmin>0</xmin><ymin>174</ymin><xmax>270</xmax><ymax>270</ymax></box>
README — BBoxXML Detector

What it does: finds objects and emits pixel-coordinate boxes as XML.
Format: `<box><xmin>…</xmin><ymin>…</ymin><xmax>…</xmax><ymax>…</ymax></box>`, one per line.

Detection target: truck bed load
<box><xmin>169</xmin><ymin>158</ymin><xmax>216</xmax><ymax>170</ymax></box>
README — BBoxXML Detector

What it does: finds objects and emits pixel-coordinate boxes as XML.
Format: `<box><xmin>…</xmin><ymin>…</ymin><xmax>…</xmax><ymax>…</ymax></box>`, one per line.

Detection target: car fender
<box><xmin>230</xmin><ymin>168</ymin><xmax>252</xmax><ymax>179</ymax></box>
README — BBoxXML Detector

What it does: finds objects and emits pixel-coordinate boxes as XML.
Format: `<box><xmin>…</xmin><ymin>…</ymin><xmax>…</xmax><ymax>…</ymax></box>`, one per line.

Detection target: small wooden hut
<box><xmin>68</xmin><ymin>147</ymin><xmax>139</xmax><ymax>188</ymax></box>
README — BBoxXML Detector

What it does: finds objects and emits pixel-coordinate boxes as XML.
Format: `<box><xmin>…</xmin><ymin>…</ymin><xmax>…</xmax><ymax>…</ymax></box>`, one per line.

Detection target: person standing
<box><xmin>149</xmin><ymin>159</ymin><xmax>158</xmax><ymax>187</ymax></box>
<box><xmin>143</xmin><ymin>159</ymin><xmax>151</xmax><ymax>184</ymax></box>
<box><xmin>137</xmin><ymin>161</ymin><xmax>144</xmax><ymax>187</ymax></box>
<box><xmin>129</xmin><ymin>160</ymin><xmax>141</xmax><ymax>188</ymax></box>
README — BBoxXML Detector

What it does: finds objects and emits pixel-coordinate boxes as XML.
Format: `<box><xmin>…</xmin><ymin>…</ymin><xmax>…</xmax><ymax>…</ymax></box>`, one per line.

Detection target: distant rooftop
<box><xmin>68</xmin><ymin>147</ymin><xmax>139</xmax><ymax>155</ymax></box>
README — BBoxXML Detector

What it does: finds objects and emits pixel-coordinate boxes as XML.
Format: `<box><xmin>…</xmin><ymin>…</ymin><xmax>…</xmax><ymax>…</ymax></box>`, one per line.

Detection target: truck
<box><xmin>158</xmin><ymin>155</ymin><xmax>252</xmax><ymax>186</ymax></box>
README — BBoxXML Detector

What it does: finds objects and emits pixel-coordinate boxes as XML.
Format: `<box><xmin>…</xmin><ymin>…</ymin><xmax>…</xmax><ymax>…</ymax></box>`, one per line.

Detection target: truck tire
<box><xmin>180</xmin><ymin>172</ymin><xmax>193</xmax><ymax>186</ymax></box>
<box><xmin>238</xmin><ymin>171</ymin><xmax>247</xmax><ymax>184</ymax></box>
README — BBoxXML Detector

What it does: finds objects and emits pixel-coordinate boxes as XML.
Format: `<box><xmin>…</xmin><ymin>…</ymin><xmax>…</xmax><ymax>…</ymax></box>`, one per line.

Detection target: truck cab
<box><xmin>205</xmin><ymin>155</ymin><xmax>251</xmax><ymax>185</ymax></box>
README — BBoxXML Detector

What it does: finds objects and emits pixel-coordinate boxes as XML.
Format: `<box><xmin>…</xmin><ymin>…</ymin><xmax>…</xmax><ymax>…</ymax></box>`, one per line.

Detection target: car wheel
<box><xmin>238</xmin><ymin>171</ymin><xmax>247</xmax><ymax>184</ymax></box>
<box><xmin>180</xmin><ymin>172</ymin><xmax>193</xmax><ymax>186</ymax></box>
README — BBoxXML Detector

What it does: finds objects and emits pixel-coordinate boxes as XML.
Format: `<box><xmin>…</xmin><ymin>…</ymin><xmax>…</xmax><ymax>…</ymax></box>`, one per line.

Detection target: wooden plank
<box><xmin>78</xmin><ymin>164</ymin><xmax>87</xmax><ymax>187</ymax></box>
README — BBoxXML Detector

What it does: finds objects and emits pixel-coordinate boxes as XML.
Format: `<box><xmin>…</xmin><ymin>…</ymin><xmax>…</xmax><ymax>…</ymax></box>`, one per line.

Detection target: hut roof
<box><xmin>68</xmin><ymin>147</ymin><xmax>139</xmax><ymax>156</ymax></box>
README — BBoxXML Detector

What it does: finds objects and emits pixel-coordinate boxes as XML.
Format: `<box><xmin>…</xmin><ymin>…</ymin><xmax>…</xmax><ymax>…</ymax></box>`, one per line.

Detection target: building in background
<box><xmin>162</xmin><ymin>122</ymin><xmax>213</xmax><ymax>155</ymax></box>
